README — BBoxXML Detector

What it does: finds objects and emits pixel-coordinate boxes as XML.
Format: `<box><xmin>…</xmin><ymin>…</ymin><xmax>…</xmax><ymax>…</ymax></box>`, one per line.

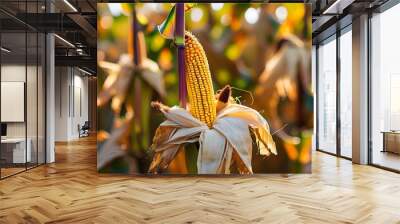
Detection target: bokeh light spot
<box><xmin>107</xmin><ymin>3</ymin><xmax>123</xmax><ymax>17</ymax></box>
<box><xmin>190</xmin><ymin>8</ymin><xmax>203</xmax><ymax>22</ymax></box>
<box><xmin>211</xmin><ymin>3</ymin><xmax>224</xmax><ymax>11</ymax></box>
<box><xmin>275</xmin><ymin>6</ymin><xmax>288</xmax><ymax>23</ymax></box>
<box><xmin>244</xmin><ymin>7</ymin><xmax>259</xmax><ymax>25</ymax></box>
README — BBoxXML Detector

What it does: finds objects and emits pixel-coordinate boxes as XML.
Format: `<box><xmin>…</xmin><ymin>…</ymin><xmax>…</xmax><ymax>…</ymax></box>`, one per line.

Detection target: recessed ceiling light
<box><xmin>1</xmin><ymin>47</ymin><xmax>11</xmax><ymax>53</ymax></box>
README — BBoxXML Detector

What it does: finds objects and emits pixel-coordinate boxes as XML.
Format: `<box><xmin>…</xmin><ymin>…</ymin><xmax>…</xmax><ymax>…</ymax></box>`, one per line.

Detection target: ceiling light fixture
<box><xmin>63</xmin><ymin>0</ymin><xmax>78</xmax><ymax>12</ymax></box>
<box><xmin>323</xmin><ymin>0</ymin><xmax>354</xmax><ymax>15</ymax></box>
<box><xmin>78</xmin><ymin>67</ymin><xmax>93</xmax><ymax>76</ymax></box>
<box><xmin>1</xmin><ymin>47</ymin><xmax>11</xmax><ymax>53</ymax></box>
<box><xmin>54</xmin><ymin>34</ymin><xmax>75</xmax><ymax>48</ymax></box>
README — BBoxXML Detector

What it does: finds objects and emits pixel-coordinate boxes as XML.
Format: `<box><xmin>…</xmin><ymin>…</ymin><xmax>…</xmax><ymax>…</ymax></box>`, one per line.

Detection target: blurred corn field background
<box><xmin>97</xmin><ymin>3</ymin><xmax>313</xmax><ymax>174</ymax></box>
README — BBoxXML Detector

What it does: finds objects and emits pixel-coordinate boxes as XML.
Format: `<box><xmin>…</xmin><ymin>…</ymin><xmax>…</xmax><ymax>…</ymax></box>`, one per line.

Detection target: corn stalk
<box><xmin>175</xmin><ymin>3</ymin><xmax>186</xmax><ymax>107</ymax></box>
<box><xmin>131</xmin><ymin>7</ymin><xmax>143</xmax><ymax>153</ymax></box>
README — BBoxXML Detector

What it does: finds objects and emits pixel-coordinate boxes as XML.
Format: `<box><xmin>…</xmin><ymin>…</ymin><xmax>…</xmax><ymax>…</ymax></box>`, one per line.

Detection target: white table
<box><xmin>1</xmin><ymin>138</ymin><xmax>32</xmax><ymax>163</ymax></box>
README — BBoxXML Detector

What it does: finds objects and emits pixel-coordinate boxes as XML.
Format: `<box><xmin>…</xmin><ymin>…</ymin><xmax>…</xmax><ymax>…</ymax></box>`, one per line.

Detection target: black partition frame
<box><xmin>0</xmin><ymin>0</ymin><xmax>47</xmax><ymax>180</ymax></box>
<box><xmin>314</xmin><ymin>22</ymin><xmax>353</xmax><ymax>161</ymax></box>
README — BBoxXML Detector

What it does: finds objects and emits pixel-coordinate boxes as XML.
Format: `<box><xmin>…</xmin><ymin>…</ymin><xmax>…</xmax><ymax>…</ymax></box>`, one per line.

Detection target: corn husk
<box><xmin>149</xmin><ymin>103</ymin><xmax>277</xmax><ymax>174</ymax></box>
<box><xmin>97</xmin><ymin>53</ymin><xmax>166</xmax><ymax>171</ymax></box>
<box><xmin>97</xmin><ymin>55</ymin><xmax>166</xmax><ymax>112</ymax></box>
<box><xmin>97</xmin><ymin>115</ymin><xmax>133</xmax><ymax>170</ymax></box>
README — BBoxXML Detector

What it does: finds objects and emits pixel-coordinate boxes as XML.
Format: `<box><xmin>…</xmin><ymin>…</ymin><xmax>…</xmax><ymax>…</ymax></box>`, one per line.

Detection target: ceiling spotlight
<box><xmin>54</xmin><ymin>34</ymin><xmax>75</xmax><ymax>48</ymax></box>
<box><xmin>78</xmin><ymin>67</ymin><xmax>93</xmax><ymax>76</ymax></box>
<box><xmin>1</xmin><ymin>47</ymin><xmax>11</xmax><ymax>53</ymax></box>
<box><xmin>63</xmin><ymin>0</ymin><xmax>78</xmax><ymax>12</ymax></box>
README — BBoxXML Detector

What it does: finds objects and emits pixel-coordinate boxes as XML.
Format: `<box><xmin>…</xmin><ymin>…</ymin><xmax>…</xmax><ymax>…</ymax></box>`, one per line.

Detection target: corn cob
<box><xmin>184</xmin><ymin>31</ymin><xmax>216</xmax><ymax>127</ymax></box>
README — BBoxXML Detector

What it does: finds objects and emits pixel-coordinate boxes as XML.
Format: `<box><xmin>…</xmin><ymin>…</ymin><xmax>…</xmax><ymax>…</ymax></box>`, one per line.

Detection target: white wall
<box><xmin>54</xmin><ymin>67</ymin><xmax>89</xmax><ymax>141</ymax></box>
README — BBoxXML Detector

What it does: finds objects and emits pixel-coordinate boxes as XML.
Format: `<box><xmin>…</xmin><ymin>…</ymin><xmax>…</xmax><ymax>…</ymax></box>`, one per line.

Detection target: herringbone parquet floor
<box><xmin>1</xmin><ymin>136</ymin><xmax>399</xmax><ymax>224</ymax></box>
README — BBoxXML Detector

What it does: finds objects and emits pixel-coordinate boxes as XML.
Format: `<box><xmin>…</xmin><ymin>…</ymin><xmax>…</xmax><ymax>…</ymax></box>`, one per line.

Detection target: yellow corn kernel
<box><xmin>184</xmin><ymin>31</ymin><xmax>216</xmax><ymax>127</ymax></box>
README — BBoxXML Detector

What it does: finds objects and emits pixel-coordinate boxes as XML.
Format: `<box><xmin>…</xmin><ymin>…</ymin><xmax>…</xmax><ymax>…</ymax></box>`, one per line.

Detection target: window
<box><xmin>371</xmin><ymin>3</ymin><xmax>400</xmax><ymax>171</ymax></box>
<box><xmin>317</xmin><ymin>36</ymin><xmax>337</xmax><ymax>154</ymax></box>
<box><xmin>339</xmin><ymin>27</ymin><xmax>352</xmax><ymax>158</ymax></box>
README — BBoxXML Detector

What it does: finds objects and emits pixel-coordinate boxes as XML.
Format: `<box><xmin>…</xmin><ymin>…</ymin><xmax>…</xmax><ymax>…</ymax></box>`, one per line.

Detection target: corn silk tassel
<box><xmin>149</xmin><ymin>5</ymin><xmax>276</xmax><ymax>174</ymax></box>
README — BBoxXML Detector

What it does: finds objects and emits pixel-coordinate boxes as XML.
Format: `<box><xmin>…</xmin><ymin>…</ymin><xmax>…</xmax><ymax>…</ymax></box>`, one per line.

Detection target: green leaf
<box><xmin>174</xmin><ymin>36</ymin><xmax>184</xmax><ymax>46</ymax></box>
<box><xmin>140</xmin><ymin>82</ymin><xmax>153</xmax><ymax>149</ymax></box>
<box><xmin>157</xmin><ymin>5</ymin><xmax>176</xmax><ymax>40</ymax></box>
<box><xmin>185</xmin><ymin>143</ymin><xmax>199</xmax><ymax>174</ymax></box>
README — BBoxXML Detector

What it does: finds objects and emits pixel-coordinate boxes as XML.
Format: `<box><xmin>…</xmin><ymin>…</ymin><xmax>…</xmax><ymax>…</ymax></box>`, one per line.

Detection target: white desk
<box><xmin>1</xmin><ymin>138</ymin><xmax>32</xmax><ymax>163</ymax></box>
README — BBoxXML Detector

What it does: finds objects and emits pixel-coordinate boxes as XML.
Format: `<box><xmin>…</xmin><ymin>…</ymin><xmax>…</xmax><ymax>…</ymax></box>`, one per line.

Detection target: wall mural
<box><xmin>97</xmin><ymin>3</ymin><xmax>313</xmax><ymax>175</ymax></box>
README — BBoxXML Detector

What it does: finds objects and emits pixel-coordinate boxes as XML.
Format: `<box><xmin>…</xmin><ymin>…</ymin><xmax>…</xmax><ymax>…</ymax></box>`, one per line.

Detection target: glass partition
<box><xmin>317</xmin><ymin>35</ymin><xmax>337</xmax><ymax>154</ymax></box>
<box><xmin>1</xmin><ymin>30</ymin><xmax>28</xmax><ymax>177</ymax></box>
<box><xmin>339</xmin><ymin>27</ymin><xmax>352</xmax><ymax>158</ymax></box>
<box><xmin>0</xmin><ymin>0</ymin><xmax>46</xmax><ymax>179</ymax></box>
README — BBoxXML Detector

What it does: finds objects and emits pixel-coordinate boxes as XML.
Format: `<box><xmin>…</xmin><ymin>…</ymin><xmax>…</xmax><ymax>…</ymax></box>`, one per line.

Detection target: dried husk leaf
<box><xmin>232</xmin><ymin>150</ymin><xmax>252</xmax><ymax>174</ymax></box>
<box><xmin>149</xmin><ymin>102</ymin><xmax>277</xmax><ymax>174</ymax></box>
<box><xmin>166</xmin><ymin>146</ymin><xmax>188</xmax><ymax>174</ymax></box>
<box><xmin>197</xmin><ymin>129</ymin><xmax>226</xmax><ymax>174</ymax></box>
<box><xmin>148</xmin><ymin>126</ymin><xmax>177</xmax><ymax>173</ymax></box>
<box><xmin>159</xmin><ymin>106</ymin><xmax>206</xmax><ymax>128</ymax></box>
<box><xmin>213</xmin><ymin>117</ymin><xmax>253</xmax><ymax>173</ymax></box>
<box><xmin>140</xmin><ymin>58</ymin><xmax>166</xmax><ymax>97</ymax></box>
<box><xmin>218</xmin><ymin>104</ymin><xmax>277</xmax><ymax>156</ymax></box>
<box><xmin>97</xmin><ymin>55</ymin><xmax>134</xmax><ymax>112</ymax></box>
<box><xmin>97</xmin><ymin>116</ymin><xmax>134</xmax><ymax>170</ymax></box>
<box><xmin>257</xmin><ymin>37</ymin><xmax>309</xmax><ymax>100</ymax></box>
<box><xmin>217</xmin><ymin>143</ymin><xmax>233</xmax><ymax>174</ymax></box>
<box><xmin>148</xmin><ymin>120</ymin><xmax>205</xmax><ymax>173</ymax></box>
<box><xmin>166</xmin><ymin>126</ymin><xmax>207</xmax><ymax>144</ymax></box>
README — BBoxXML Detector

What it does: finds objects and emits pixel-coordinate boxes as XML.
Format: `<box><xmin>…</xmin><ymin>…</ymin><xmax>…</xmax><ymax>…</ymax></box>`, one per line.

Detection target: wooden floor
<box><xmin>0</xmin><ymin>136</ymin><xmax>400</xmax><ymax>223</ymax></box>
<box><xmin>1</xmin><ymin>167</ymin><xmax>26</xmax><ymax>178</ymax></box>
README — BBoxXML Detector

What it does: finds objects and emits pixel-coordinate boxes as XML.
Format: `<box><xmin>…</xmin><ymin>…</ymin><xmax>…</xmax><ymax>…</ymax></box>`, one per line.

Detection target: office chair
<box><xmin>79</xmin><ymin>121</ymin><xmax>90</xmax><ymax>138</ymax></box>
